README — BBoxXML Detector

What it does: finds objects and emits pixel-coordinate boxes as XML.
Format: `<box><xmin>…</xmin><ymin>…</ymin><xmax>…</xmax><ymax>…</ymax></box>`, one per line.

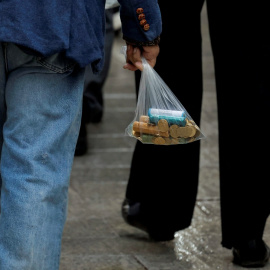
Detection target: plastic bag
<box><xmin>122</xmin><ymin>46</ymin><xmax>205</xmax><ymax>145</ymax></box>
<box><xmin>105</xmin><ymin>0</ymin><xmax>119</xmax><ymax>9</ymax></box>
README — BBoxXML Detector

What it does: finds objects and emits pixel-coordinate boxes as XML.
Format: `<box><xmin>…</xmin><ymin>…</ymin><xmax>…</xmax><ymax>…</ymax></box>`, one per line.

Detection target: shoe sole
<box><xmin>233</xmin><ymin>249</ymin><xmax>270</xmax><ymax>268</ymax></box>
<box><xmin>233</xmin><ymin>259</ymin><xmax>269</xmax><ymax>268</ymax></box>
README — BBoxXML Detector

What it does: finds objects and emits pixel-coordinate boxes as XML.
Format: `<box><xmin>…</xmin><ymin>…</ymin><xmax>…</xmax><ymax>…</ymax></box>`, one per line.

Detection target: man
<box><xmin>122</xmin><ymin>0</ymin><xmax>270</xmax><ymax>268</ymax></box>
<box><xmin>0</xmin><ymin>1</ymin><xmax>161</xmax><ymax>269</ymax></box>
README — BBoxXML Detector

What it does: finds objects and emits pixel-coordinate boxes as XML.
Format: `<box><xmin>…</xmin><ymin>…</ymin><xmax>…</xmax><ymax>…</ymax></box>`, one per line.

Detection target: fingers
<box><xmin>123</xmin><ymin>62</ymin><xmax>139</xmax><ymax>71</ymax></box>
<box><xmin>123</xmin><ymin>44</ymin><xmax>160</xmax><ymax>71</ymax></box>
<box><xmin>141</xmin><ymin>45</ymin><xmax>160</xmax><ymax>68</ymax></box>
<box><xmin>123</xmin><ymin>45</ymin><xmax>143</xmax><ymax>71</ymax></box>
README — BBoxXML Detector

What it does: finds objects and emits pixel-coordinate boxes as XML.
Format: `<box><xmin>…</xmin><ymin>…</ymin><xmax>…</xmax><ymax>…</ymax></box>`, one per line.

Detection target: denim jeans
<box><xmin>0</xmin><ymin>43</ymin><xmax>85</xmax><ymax>269</ymax></box>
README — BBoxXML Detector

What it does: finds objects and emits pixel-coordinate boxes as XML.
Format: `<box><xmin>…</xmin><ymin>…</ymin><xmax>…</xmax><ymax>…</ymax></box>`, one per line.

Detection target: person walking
<box><xmin>75</xmin><ymin>8</ymin><xmax>115</xmax><ymax>156</ymax></box>
<box><xmin>0</xmin><ymin>1</ymin><xmax>161</xmax><ymax>269</ymax></box>
<box><xmin>122</xmin><ymin>0</ymin><xmax>270</xmax><ymax>268</ymax></box>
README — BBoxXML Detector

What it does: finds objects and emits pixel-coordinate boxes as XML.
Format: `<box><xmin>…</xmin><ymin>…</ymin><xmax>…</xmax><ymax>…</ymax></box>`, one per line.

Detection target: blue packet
<box><xmin>148</xmin><ymin>108</ymin><xmax>186</xmax><ymax>126</ymax></box>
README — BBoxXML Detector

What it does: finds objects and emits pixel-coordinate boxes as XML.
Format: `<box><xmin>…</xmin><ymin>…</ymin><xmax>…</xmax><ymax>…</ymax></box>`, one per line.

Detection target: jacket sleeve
<box><xmin>117</xmin><ymin>0</ymin><xmax>162</xmax><ymax>46</ymax></box>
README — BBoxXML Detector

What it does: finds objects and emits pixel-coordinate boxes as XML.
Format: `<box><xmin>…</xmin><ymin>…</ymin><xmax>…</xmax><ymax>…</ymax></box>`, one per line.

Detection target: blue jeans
<box><xmin>0</xmin><ymin>43</ymin><xmax>85</xmax><ymax>269</ymax></box>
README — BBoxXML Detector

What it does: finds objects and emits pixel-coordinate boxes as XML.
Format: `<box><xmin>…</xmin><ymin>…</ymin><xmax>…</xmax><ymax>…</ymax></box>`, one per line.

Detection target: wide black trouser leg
<box><xmin>207</xmin><ymin>0</ymin><xmax>270</xmax><ymax>248</ymax></box>
<box><xmin>82</xmin><ymin>9</ymin><xmax>114</xmax><ymax>124</ymax></box>
<box><xmin>125</xmin><ymin>0</ymin><xmax>205</xmax><ymax>233</ymax></box>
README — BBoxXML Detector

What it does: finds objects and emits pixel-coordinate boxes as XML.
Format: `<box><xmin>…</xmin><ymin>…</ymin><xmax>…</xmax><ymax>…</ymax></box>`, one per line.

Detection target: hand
<box><xmin>123</xmin><ymin>44</ymin><xmax>160</xmax><ymax>71</ymax></box>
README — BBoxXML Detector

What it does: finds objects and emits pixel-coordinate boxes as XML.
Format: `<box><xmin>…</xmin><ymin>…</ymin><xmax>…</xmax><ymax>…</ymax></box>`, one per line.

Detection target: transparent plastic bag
<box><xmin>121</xmin><ymin>46</ymin><xmax>205</xmax><ymax>145</ymax></box>
<box><xmin>105</xmin><ymin>0</ymin><xmax>119</xmax><ymax>9</ymax></box>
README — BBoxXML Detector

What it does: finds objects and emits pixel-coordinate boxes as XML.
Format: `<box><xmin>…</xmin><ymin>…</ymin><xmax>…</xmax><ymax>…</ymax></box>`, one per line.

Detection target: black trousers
<box><xmin>125</xmin><ymin>0</ymin><xmax>270</xmax><ymax>249</ymax></box>
<box><xmin>82</xmin><ymin>9</ymin><xmax>114</xmax><ymax>124</ymax></box>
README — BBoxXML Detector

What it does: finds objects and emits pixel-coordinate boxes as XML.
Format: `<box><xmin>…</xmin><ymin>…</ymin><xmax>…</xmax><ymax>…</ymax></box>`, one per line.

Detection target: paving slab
<box><xmin>60</xmin><ymin>255</ymin><xmax>148</xmax><ymax>270</ymax></box>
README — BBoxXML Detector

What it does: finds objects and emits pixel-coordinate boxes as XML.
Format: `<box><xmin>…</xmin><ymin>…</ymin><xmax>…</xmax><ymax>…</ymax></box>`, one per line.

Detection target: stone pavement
<box><xmin>59</xmin><ymin>4</ymin><xmax>270</xmax><ymax>270</ymax></box>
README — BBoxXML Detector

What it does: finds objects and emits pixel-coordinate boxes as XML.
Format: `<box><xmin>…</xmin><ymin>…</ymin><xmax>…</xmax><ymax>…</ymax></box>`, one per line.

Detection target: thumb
<box><xmin>134</xmin><ymin>61</ymin><xmax>143</xmax><ymax>71</ymax></box>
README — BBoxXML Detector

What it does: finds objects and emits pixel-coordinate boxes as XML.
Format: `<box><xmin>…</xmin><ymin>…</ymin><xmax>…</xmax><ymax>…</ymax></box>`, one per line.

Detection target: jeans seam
<box><xmin>36</xmin><ymin>57</ymin><xmax>76</xmax><ymax>74</ymax></box>
<box><xmin>3</xmin><ymin>43</ymin><xmax>8</xmax><ymax>74</ymax></box>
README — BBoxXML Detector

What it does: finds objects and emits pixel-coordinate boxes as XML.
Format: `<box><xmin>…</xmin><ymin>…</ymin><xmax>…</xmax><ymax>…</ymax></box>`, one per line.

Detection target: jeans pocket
<box><xmin>36</xmin><ymin>52</ymin><xmax>77</xmax><ymax>74</ymax></box>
